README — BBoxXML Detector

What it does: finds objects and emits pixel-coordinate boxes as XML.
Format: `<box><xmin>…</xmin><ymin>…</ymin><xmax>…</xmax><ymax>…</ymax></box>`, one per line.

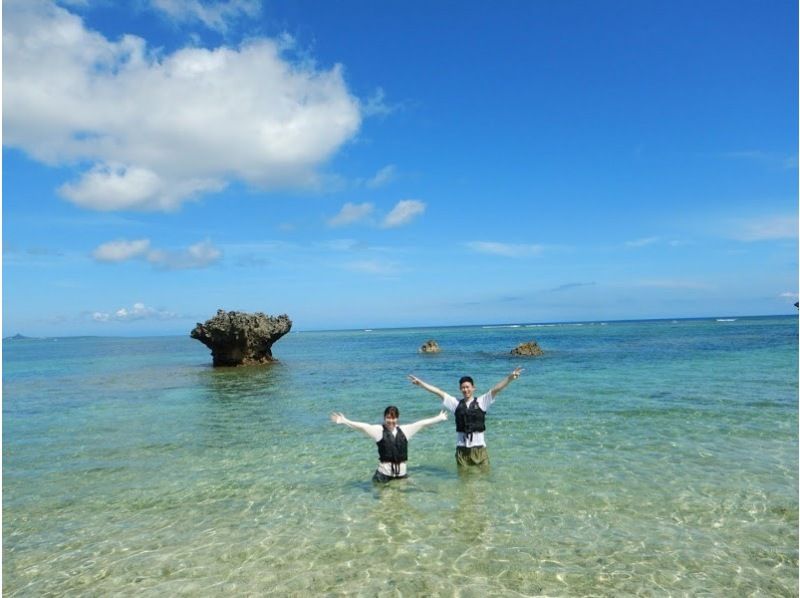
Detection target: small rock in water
<box><xmin>510</xmin><ymin>340</ymin><xmax>544</xmax><ymax>357</ymax></box>
<box><xmin>419</xmin><ymin>339</ymin><xmax>441</xmax><ymax>353</ymax></box>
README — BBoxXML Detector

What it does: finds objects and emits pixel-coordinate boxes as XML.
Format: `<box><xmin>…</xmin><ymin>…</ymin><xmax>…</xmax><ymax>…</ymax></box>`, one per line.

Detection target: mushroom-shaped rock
<box><xmin>191</xmin><ymin>310</ymin><xmax>292</xmax><ymax>366</ymax></box>
<box><xmin>419</xmin><ymin>339</ymin><xmax>441</xmax><ymax>353</ymax></box>
<box><xmin>510</xmin><ymin>340</ymin><xmax>544</xmax><ymax>357</ymax></box>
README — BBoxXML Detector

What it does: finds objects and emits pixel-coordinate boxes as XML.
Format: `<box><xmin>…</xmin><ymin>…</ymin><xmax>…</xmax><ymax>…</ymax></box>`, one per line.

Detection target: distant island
<box><xmin>4</xmin><ymin>334</ymin><xmax>30</xmax><ymax>340</ymax></box>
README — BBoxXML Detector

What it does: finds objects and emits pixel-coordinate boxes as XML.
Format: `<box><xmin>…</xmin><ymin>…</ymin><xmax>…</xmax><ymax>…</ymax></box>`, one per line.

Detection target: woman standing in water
<box><xmin>330</xmin><ymin>406</ymin><xmax>447</xmax><ymax>483</ymax></box>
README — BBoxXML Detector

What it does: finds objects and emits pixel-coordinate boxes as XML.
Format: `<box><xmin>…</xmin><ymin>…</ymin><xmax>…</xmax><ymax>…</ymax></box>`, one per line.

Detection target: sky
<box><xmin>3</xmin><ymin>0</ymin><xmax>798</xmax><ymax>336</ymax></box>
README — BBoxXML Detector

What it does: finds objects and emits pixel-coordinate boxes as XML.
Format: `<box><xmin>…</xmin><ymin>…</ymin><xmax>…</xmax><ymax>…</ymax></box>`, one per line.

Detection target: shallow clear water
<box><xmin>3</xmin><ymin>317</ymin><xmax>798</xmax><ymax>596</ymax></box>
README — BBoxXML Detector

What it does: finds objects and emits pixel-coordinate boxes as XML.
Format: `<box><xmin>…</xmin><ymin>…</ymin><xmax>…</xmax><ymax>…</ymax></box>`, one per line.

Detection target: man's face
<box><xmin>384</xmin><ymin>413</ymin><xmax>398</xmax><ymax>430</ymax></box>
<box><xmin>460</xmin><ymin>381</ymin><xmax>475</xmax><ymax>400</ymax></box>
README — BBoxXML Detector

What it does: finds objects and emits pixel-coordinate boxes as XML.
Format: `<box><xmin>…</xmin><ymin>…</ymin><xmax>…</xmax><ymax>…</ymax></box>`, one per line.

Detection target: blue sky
<box><xmin>3</xmin><ymin>0</ymin><xmax>798</xmax><ymax>335</ymax></box>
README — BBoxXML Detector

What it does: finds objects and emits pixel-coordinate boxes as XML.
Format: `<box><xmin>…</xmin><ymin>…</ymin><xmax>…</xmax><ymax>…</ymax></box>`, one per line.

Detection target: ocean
<box><xmin>3</xmin><ymin>316</ymin><xmax>798</xmax><ymax>596</ymax></box>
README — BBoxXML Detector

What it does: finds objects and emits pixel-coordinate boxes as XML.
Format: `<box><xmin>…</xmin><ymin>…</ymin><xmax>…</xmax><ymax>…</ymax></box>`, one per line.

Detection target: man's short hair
<box><xmin>458</xmin><ymin>376</ymin><xmax>474</xmax><ymax>387</ymax></box>
<box><xmin>384</xmin><ymin>405</ymin><xmax>400</xmax><ymax>418</ymax></box>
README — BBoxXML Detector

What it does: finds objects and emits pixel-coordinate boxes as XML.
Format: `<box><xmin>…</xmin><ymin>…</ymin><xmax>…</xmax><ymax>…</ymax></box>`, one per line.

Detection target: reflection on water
<box><xmin>452</xmin><ymin>475</ymin><xmax>491</xmax><ymax>545</ymax></box>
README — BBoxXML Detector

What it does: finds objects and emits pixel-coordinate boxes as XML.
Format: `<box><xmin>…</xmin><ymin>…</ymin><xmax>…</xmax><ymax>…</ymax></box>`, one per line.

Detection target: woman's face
<box><xmin>383</xmin><ymin>413</ymin><xmax>398</xmax><ymax>430</ymax></box>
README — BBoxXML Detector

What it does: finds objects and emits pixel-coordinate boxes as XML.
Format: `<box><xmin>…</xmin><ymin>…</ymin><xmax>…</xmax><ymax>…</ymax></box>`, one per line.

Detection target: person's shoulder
<box><xmin>478</xmin><ymin>390</ymin><xmax>495</xmax><ymax>407</ymax></box>
<box><xmin>441</xmin><ymin>393</ymin><xmax>458</xmax><ymax>407</ymax></box>
<box><xmin>439</xmin><ymin>397</ymin><xmax>458</xmax><ymax>415</ymax></box>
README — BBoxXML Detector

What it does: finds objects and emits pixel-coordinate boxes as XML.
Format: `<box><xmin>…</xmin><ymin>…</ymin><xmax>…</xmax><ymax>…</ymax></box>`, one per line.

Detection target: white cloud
<box><xmin>361</xmin><ymin>87</ymin><xmax>396</xmax><ymax>117</ymax></box>
<box><xmin>91</xmin><ymin>238</ymin><xmax>222</xmax><ymax>269</ymax></box>
<box><xmin>327</xmin><ymin>198</ymin><xmax>425</xmax><ymax>229</ymax></box>
<box><xmin>326</xmin><ymin>239</ymin><xmax>362</xmax><ymax>251</ymax></box>
<box><xmin>147</xmin><ymin>239</ymin><xmax>222</xmax><ymax>269</ymax></box>
<box><xmin>625</xmin><ymin>236</ymin><xmax>660</xmax><ymax>248</ymax></box>
<box><xmin>466</xmin><ymin>241</ymin><xmax>544</xmax><ymax>258</ymax></box>
<box><xmin>149</xmin><ymin>0</ymin><xmax>261</xmax><ymax>32</ymax></box>
<box><xmin>4</xmin><ymin>0</ymin><xmax>361</xmax><ymax>211</ymax></box>
<box><xmin>779</xmin><ymin>291</ymin><xmax>799</xmax><ymax>301</ymax></box>
<box><xmin>92</xmin><ymin>302</ymin><xmax>179</xmax><ymax>322</ymax></box>
<box><xmin>60</xmin><ymin>163</ymin><xmax>225</xmax><ymax>212</ymax></box>
<box><xmin>342</xmin><ymin>259</ymin><xmax>402</xmax><ymax>276</ymax></box>
<box><xmin>722</xmin><ymin>151</ymin><xmax>798</xmax><ymax>170</ymax></box>
<box><xmin>381</xmin><ymin>199</ymin><xmax>425</xmax><ymax>228</ymax></box>
<box><xmin>327</xmin><ymin>202</ymin><xmax>374</xmax><ymax>227</ymax></box>
<box><xmin>625</xmin><ymin>237</ymin><xmax>689</xmax><ymax>248</ymax></box>
<box><xmin>728</xmin><ymin>214</ymin><xmax>798</xmax><ymax>242</ymax></box>
<box><xmin>365</xmin><ymin>165</ymin><xmax>396</xmax><ymax>189</ymax></box>
<box><xmin>92</xmin><ymin>238</ymin><xmax>151</xmax><ymax>262</ymax></box>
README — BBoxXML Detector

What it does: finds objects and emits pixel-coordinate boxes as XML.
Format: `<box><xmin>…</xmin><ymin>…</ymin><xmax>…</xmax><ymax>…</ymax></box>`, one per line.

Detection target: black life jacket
<box><xmin>376</xmin><ymin>425</ymin><xmax>408</xmax><ymax>476</ymax></box>
<box><xmin>455</xmin><ymin>399</ymin><xmax>486</xmax><ymax>438</ymax></box>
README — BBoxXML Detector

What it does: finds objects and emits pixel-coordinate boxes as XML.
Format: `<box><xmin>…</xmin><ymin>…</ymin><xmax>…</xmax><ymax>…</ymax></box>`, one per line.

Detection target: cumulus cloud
<box><xmin>466</xmin><ymin>241</ymin><xmax>544</xmax><ymax>258</ymax></box>
<box><xmin>327</xmin><ymin>198</ymin><xmax>425</xmax><ymax>229</ymax></box>
<box><xmin>92</xmin><ymin>238</ymin><xmax>151</xmax><ymax>262</ymax></box>
<box><xmin>59</xmin><ymin>164</ymin><xmax>226</xmax><ymax>212</ymax></box>
<box><xmin>381</xmin><ymin>200</ymin><xmax>426</xmax><ymax>228</ymax></box>
<box><xmin>149</xmin><ymin>0</ymin><xmax>261</xmax><ymax>32</ymax></box>
<box><xmin>147</xmin><ymin>239</ymin><xmax>222</xmax><ymax>270</ymax></box>
<box><xmin>92</xmin><ymin>302</ymin><xmax>179</xmax><ymax>322</ymax></box>
<box><xmin>327</xmin><ymin>202</ymin><xmax>374</xmax><ymax>227</ymax></box>
<box><xmin>91</xmin><ymin>238</ymin><xmax>222</xmax><ymax>269</ymax></box>
<box><xmin>4</xmin><ymin>0</ymin><xmax>362</xmax><ymax>211</ymax></box>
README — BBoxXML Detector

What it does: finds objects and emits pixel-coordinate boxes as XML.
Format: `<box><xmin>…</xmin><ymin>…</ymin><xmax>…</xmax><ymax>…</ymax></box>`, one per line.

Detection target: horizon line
<box><xmin>4</xmin><ymin>312</ymin><xmax>796</xmax><ymax>340</ymax></box>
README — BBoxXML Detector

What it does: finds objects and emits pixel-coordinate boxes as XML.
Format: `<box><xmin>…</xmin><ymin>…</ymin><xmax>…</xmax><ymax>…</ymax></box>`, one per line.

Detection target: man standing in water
<box><xmin>330</xmin><ymin>406</ymin><xmax>447</xmax><ymax>483</ymax></box>
<box><xmin>407</xmin><ymin>368</ymin><xmax>523</xmax><ymax>469</ymax></box>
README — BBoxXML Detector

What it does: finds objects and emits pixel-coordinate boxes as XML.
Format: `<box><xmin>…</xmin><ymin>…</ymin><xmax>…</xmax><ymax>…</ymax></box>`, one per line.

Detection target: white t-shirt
<box><xmin>441</xmin><ymin>390</ymin><xmax>495</xmax><ymax>447</ymax></box>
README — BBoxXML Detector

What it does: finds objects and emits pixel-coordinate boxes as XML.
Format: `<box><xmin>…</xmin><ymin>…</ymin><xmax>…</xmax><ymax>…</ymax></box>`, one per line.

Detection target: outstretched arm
<box><xmin>489</xmin><ymin>367</ymin><xmax>524</xmax><ymax>397</ymax></box>
<box><xmin>400</xmin><ymin>410</ymin><xmax>448</xmax><ymax>440</ymax></box>
<box><xmin>330</xmin><ymin>412</ymin><xmax>382</xmax><ymax>441</ymax></box>
<box><xmin>408</xmin><ymin>375</ymin><xmax>449</xmax><ymax>401</ymax></box>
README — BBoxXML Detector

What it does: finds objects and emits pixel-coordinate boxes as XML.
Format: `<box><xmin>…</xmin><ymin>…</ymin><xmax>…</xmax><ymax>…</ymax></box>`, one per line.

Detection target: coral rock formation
<box><xmin>419</xmin><ymin>339</ymin><xmax>441</xmax><ymax>353</ymax></box>
<box><xmin>191</xmin><ymin>310</ymin><xmax>292</xmax><ymax>366</ymax></box>
<box><xmin>510</xmin><ymin>340</ymin><xmax>544</xmax><ymax>357</ymax></box>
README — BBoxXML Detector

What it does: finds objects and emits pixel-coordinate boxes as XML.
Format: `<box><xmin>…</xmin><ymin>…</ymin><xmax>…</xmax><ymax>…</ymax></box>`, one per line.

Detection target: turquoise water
<box><xmin>3</xmin><ymin>316</ymin><xmax>798</xmax><ymax>596</ymax></box>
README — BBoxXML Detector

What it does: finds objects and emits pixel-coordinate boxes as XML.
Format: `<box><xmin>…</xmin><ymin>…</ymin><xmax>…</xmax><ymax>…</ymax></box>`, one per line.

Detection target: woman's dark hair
<box><xmin>458</xmin><ymin>376</ymin><xmax>474</xmax><ymax>386</ymax></box>
<box><xmin>384</xmin><ymin>405</ymin><xmax>400</xmax><ymax>418</ymax></box>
